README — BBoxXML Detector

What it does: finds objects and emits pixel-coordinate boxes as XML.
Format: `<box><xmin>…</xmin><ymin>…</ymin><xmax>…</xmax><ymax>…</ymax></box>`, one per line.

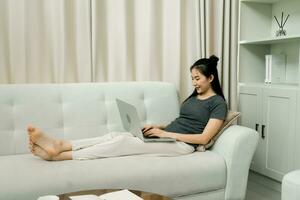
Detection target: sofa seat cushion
<box><xmin>0</xmin><ymin>151</ymin><xmax>226</xmax><ymax>200</ymax></box>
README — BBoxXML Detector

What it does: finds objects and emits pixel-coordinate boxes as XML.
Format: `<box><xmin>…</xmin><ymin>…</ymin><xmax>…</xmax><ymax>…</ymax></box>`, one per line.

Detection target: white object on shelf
<box><xmin>265</xmin><ymin>55</ymin><xmax>271</xmax><ymax>83</ymax></box>
<box><xmin>70</xmin><ymin>189</ymin><xmax>143</xmax><ymax>200</ymax></box>
<box><xmin>264</xmin><ymin>54</ymin><xmax>286</xmax><ymax>84</ymax></box>
<box><xmin>271</xmin><ymin>54</ymin><xmax>286</xmax><ymax>83</ymax></box>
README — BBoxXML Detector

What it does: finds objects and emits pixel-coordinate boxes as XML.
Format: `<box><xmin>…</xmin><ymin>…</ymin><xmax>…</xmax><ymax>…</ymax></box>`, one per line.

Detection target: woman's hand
<box><xmin>143</xmin><ymin>128</ymin><xmax>167</xmax><ymax>138</ymax></box>
<box><xmin>142</xmin><ymin>125</ymin><xmax>155</xmax><ymax>134</ymax></box>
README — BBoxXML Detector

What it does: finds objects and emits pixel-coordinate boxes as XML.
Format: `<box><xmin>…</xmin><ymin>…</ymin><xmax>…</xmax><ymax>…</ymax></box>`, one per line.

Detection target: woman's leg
<box><xmin>28</xmin><ymin>125</ymin><xmax>72</xmax><ymax>156</ymax></box>
<box><xmin>28</xmin><ymin>125</ymin><xmax>194</xmax><ymax>161</ymax></box>
<box><xmin>30</xmin><ymin>143</ymin><xmax>72</xmax><ymax>161</ymax></box>
<box><xmin>73</xmin><ymin>133</ymin><xmax>195</xmax><ymax>160</ymax></box>
<box><xmin>27</xmin><ymin>125</ymin><xmax>129</xmax><ymax>161</ymax></box>
<box><xmin>71</xmin><ymin>131</ymin><xmax>129</xmax><ymax>151</ymax></box>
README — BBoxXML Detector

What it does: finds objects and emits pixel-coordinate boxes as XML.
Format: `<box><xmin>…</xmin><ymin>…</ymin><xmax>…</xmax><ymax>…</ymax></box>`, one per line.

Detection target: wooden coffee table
<box><xmin>58</xmin><ymin>189</ymin><xmax>171</xmax><ymax>200</ymax></box>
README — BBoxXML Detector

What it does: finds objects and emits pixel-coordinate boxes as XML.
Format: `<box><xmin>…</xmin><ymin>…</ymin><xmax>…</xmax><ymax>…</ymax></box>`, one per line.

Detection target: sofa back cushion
<box><xmin>196</xmin><ymin>111</ymin><xmax>241</xmax><ymax>152</ymax></box>
<box><xmin>0</xmin><ymin>82</ymin><xmax>179</xmax><ymax>156</ymax></box>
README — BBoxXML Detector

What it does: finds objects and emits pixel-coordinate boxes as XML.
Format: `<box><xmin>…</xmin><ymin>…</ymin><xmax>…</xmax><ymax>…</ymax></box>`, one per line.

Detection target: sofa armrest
<box><xmin>210</xmin><ymin>125</ymin><xmax>258</xmax><ymax>200</ymax></box>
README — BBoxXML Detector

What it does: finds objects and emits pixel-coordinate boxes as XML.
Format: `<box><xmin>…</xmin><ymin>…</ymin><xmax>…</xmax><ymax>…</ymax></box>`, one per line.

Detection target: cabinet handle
<box><xmin>255</xmin><ymin>123</ymin><xmax>259</xmax><ymax>131</ymax></box>
<box><xmin>261</xmin><ymin>125</ymin><xmax>265</xmax><ymax>139</ymax></box>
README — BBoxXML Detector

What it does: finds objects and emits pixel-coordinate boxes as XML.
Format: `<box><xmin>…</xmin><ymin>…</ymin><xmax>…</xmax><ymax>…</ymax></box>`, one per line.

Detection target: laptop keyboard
<box><xmin>144</xmin><ymin>135</ymin><xmax>160</xmax><ymax>139</ymax></box>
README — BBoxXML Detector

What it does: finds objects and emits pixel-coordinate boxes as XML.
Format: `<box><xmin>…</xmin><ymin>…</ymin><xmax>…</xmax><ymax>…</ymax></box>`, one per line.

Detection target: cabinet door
<box><xmin>262</xmin><ymin>88</ymin><xmax>296</xmax><ymax>181</ymax></box>
<box><xmin>295</xmin><ymin>92</ymin><xmax>300</xmax><ymax>169</ymax></box>
<box><xmin>238</xmin><ymin>85</ymin><xmax>265</xmax><ymax>172</ymax></box>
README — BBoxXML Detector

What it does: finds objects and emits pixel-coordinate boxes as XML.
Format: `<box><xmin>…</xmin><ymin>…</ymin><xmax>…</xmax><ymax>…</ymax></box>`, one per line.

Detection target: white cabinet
<box><xmin>262</xmin><ymin>88</ymin><xmax>296</xmax><ymax>181</ymax></box>
<box><xmin>239</xmin><ymin>85</ymin><xmax>265</xmax><ymax>173</ymax></box>
<box><xmin>239</xmin><ymin>84</ymin><xmax>297</xmax><ymax>181</ymax></box>
<box><xmin>295</xmin><ymin>93</ymin><xmax>300</xmax><ymax>169</ymax></box>
<box><xmin>238</xmin><ymin>0</ymin><xmax>300</xmax><ymax>181</ymax></box>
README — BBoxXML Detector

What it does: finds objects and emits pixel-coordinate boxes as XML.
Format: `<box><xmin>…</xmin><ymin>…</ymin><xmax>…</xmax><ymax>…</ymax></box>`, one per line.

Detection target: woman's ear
<box><xmin>209</xmin><ymin>75</ymin><xmax>214</xmax><ymax>83</ymax></box>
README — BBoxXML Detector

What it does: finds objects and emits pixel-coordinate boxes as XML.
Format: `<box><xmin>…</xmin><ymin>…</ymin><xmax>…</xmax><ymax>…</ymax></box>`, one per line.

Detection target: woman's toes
<box><xmin>27</xmin><ymin>125</ymin><xmax>35</xmax><ymax>133</ymax></box>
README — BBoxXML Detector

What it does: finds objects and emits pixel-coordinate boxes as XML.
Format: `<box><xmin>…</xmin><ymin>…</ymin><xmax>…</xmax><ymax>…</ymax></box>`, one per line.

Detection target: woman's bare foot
<box><xmin>31</xmin><ymin>144</ymin><xmax>53</xmax><ymax>161</ymax></box>
<box><xmin>28</xmin><ymin>140</ymin><xmax>34</xmax><ymax>153</ymax></box>
<box><xmin>27</xmin><ymin>125</ymin><xmax>63</xmax><ymax>157</ymax></box>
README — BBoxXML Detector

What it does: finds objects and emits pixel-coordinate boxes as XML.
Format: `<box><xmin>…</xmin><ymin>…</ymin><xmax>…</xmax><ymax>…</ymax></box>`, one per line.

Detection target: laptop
<box><xmin>116</xmin><ymin>98</ymin><xmax>176</xmax><ymax>142</ymax></box>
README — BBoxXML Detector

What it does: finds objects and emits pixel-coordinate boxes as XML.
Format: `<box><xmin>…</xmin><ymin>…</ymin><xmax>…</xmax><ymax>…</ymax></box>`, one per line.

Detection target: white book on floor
<box><xmin>69</xmin><ymin>189</ymin><xmax>143</xmax><ymax>200</ymax></box>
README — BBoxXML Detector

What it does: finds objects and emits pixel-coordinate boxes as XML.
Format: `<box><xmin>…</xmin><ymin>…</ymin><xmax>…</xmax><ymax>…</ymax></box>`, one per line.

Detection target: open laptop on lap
<box><xmin>116</xmin><ymin>98</ymin><xmax>176</xmax><ymax>142</ymax></box>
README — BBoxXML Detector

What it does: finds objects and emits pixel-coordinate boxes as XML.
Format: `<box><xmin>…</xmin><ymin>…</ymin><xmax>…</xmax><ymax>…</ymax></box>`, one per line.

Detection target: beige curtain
<box><xmin>0</xmin><ymin>0</ymin><xmax>92</xmax><ymax>83</ymax></box>
<box><xmin>0</xmin><ymin>0</ymin><xmax>201</xmax><ymax>102</ymax></box>
<box><xmin>0</xmin><ymin>0</ymin><xmax>238</xmax><ymax>108</ymax></box>
<box><xmin>91</xmin><ymin>0</ymin><xmax>201</xmax><ymax>102</ymax></box>
<box><xmin>200</xmin><ymin>0</ymin><xmax>239</xmax><ymax>110</ymax></box>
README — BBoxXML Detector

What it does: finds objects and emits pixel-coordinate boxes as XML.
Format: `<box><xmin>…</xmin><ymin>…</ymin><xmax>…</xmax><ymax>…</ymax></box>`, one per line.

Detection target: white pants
<box><xmin>71</xmin><ymin>132</ymin><xmax>195</xmax><ymax>160</ymax></box>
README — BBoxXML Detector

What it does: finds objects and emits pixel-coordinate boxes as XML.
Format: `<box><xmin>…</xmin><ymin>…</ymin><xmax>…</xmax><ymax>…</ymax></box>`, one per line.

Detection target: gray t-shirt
<box><xmin>164</xmin><ymin>95</ymin><xmax>227</xmax><ymax>148</ymax></box>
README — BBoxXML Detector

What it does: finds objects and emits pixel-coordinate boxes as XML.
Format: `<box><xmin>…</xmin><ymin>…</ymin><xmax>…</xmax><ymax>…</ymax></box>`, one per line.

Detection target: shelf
<box><xmin>239</xmin><ymin>0</ymin><xmax>300</xmax><ymax>88</ymax></box>
<box><xmin>238</xmin><ymin>82</ymin><xmax>299</xmax><ymax>89</ymax></box>
<box><xmin>241</xmin><ymin>0</ymin><xmax>280</xmax><ymax>3</ymax></box>
<box><xmin>241</xmin><ymin>0</ymin><xmax>291</xmax><ymax>4</ymax></box>
<box><xmin>239</xmin><ymin>35</ymin><xmax>300</xmax><ymax>45</ymax></box>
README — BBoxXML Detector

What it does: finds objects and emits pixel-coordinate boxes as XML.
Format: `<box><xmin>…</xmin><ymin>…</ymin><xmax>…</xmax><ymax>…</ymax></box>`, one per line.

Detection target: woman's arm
<box><xmin>166</xmin><ymin>119</ymin><xmax>224</xmax><ymax>145</ymax></box>
<box><xmin>156</xmin><ymin>124</ymin><xmax>167</xmax><ymax>129</ymax></box>
<box><xmin>144</xmin><ymin>118</ymin><xmax>224</xmax><ymax>145</ymax></box>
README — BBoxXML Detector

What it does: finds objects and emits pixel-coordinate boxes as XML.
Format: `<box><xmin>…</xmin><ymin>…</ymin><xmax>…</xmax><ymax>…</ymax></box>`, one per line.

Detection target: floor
<box><xmin>245</xmin><ymin>171</ymin><xmax>281</xmax><ymax>200</ymax></box>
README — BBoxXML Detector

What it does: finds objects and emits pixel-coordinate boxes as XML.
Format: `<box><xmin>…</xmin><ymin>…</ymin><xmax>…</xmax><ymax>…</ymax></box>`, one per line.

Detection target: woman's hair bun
<box><xmin>209</xmin><ymin>55</ymin><xmax>219</xmax><ymax>63</ymax></box>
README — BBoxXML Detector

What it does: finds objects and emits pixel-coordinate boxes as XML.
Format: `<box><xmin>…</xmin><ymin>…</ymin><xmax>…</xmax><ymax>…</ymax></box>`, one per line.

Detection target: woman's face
<box><xmin>191</xmin><ymin>68</ymin><xmax>213</xmax><ymax>95</ymax></box>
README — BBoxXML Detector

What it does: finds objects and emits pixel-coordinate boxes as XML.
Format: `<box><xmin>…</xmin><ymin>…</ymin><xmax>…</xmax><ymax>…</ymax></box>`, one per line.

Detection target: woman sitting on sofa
<box><xmin>28</xmin><ymin>55</ymin><xmax>228</xmax><ymax>161</ymax></box>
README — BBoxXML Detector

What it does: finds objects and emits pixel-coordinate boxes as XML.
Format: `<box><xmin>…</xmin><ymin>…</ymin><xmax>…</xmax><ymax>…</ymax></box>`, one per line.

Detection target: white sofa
<box><xmin>0</xmin><ymin>82</ymin><xmax>258</xmax><ymax>200</ymax></box>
